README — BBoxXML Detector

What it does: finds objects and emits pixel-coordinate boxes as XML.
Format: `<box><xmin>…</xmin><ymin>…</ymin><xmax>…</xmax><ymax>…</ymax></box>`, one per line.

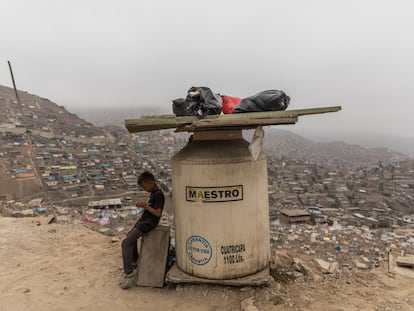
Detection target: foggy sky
<box><xmin>1</xmin><ymin>0</ymin><xmax>413</xmax><ymax>137</ymax></box>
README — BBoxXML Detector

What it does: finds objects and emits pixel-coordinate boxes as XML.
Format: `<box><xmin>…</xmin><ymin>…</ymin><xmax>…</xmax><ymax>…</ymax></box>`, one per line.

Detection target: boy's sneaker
<box><xmin>119</xmin><ymin>269</ymin><xmax>137</xmax><ymax>290</ymax></box>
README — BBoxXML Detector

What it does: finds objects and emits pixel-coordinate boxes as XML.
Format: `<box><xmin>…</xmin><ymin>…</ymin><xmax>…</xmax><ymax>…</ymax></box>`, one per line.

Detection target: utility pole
<box><xmin>7</xmin><ymin>60</ymin><xmax>21</xmax><ymax>105</ymax></box>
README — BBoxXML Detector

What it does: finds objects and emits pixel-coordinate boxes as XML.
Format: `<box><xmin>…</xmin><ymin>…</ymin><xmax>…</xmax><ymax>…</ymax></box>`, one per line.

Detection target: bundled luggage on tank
<box><xmin>232</xmin><ymin>90</ymin><xmax>290</xmax><ymax>113</ymax></box>
<box><xmin>172</xmin><ymin>86</ymin><xmax>222</xmax><ymax>117</ymax></box>
<box><xmin>172</xmin><ymin>98</ymin><xmax>193</xmax><ymax>116</ymax></box>
<box><xmin>221</xmin><ymin>95</ymin><xmax>242</xmax><ymax>114</ymax></box>
<box><xmin>172</xmin><ymin>88</ymin><xmax>290</xmax><ymax>116</ymax></box>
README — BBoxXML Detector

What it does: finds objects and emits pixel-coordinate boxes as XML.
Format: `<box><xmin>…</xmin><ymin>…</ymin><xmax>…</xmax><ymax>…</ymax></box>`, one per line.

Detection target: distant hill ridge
<box><xmin>265</xmin><ymin>129</ymin><xmax>407</xmax><ymax>168</ymax></box>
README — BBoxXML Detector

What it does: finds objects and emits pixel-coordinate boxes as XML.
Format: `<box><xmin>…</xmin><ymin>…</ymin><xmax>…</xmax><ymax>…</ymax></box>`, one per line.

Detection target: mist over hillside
<box><xmin>73</xmin><ymin>106</ymin><xmax>169</xmax><ymax>127</ymax></box>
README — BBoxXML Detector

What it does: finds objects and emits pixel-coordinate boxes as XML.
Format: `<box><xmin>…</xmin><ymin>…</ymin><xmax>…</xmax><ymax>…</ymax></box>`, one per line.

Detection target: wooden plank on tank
<box><xmin>124</xmin><ymin>106</ymin><xmax>341</xmax><ymax>133</ymax></box>
<box><xmin>190</xmin><ymin>116</ymin><xmax>298</xmax><ymax>130</ymax></box>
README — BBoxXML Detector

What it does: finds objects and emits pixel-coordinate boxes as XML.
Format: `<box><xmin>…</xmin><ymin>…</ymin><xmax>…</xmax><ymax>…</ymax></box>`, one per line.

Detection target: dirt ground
<box><xmin>1</xmin><ymin>215</ymin><xmax>413</xmax><ymax>311</ymax></box>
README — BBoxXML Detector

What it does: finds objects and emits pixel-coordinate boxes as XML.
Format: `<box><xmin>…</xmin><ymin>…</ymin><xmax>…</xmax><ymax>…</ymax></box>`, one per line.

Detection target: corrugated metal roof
<box><xmin>88</xmin><ymin>198</ymin><xmax>122</xmax><ymax>207</ymax></box>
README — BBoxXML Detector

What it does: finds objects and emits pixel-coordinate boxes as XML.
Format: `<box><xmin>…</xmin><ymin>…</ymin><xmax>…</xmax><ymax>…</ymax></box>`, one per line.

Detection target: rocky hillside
<box><xmin>0</xmin><ymin>85</ymin><xmax>108</xmax><ymax>138</ymax></box>
<box><xmin>0</xmin><ymin>85</ymin><xmax>123</xmax><ymax>202</ymax></box>
<box><xmin>0</xmin><ymin>84</ymin><xmax>408</xmax><ymax>203</ymax></box>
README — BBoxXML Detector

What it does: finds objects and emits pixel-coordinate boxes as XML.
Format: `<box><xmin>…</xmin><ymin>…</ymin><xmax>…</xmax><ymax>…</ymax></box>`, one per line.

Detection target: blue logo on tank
<box><xmin>186</xmin><ymin>235</ymin><xmax>212</xmax><ymax>265</ymax></box>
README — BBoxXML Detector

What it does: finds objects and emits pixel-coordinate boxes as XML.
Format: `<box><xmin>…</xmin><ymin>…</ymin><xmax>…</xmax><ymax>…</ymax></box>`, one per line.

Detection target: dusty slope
<box><xmin>0</xmin><ymin>216</ymin><xmax>413</xmax><ymax>311</ymax></box>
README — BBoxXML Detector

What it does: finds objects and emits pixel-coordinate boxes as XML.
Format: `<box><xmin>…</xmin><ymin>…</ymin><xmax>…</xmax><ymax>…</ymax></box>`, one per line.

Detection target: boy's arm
<box><xmin>136</xmin><ymin>201</ymin><xmax>162</xmax><ymax>217</ymax></box>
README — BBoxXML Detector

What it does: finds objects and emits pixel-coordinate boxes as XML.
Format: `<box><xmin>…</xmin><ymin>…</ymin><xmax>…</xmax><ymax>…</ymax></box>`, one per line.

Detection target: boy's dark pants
<box><xmin>122</xmin><ymin>227</ymin><xmax>143</xmax><ymax>274</ymax></box>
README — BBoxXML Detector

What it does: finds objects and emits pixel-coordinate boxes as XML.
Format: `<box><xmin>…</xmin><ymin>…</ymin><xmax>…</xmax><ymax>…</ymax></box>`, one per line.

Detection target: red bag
<box><xmin>221</xmin><ymin>95</ymin><xmax>242</xmax><ymax>114</ymax></box>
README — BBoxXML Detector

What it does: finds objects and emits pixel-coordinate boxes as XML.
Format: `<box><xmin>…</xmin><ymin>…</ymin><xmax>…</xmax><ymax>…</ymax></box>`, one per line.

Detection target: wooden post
<box><xmin>7</xmin><ymin>61</ymin><xmax>21</xmax><ymax>105</ymax></box>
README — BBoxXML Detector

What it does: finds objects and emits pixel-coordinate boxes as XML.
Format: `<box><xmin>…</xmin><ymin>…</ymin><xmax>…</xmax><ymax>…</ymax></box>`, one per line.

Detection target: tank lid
<box><xmin>193</xmin><ymin>130</ymin><xmax>242</xmax><ymax>141</ymax></box>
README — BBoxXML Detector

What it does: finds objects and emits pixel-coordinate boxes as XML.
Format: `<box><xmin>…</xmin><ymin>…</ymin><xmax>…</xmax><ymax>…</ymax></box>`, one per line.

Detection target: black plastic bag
<box><xmin>232</xmin><ymin>90</ymin><xmax>290</xmax><ymax>113</ymax></box>
<box><xmin>172</xmin><ymin>87</ymin><xmax>222</xmax><ymax>117</ymax></box>
<box><xmin>172</xmin><ymin>98</ymin><xmax>193</xmax><ymax>116</ymax></box>
<box><xmin>185</xmin><ymin>86</ymin><xmax>222</xmax><ymax>117</ymax></box>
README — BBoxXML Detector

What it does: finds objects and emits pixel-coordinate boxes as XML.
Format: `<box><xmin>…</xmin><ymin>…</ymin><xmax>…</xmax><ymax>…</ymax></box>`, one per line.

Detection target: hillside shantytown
<box><xmin>1</xmin><ymin>85</ymin><xmax>414</xmax><ymax>310</ymax></box>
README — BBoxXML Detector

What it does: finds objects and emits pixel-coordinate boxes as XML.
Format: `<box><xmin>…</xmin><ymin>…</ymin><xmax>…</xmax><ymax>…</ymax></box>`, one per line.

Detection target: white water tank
<box><xmin>172</xmin><ymin>129</ymin><xmax>270</xmax><ymax>279</ymax></box>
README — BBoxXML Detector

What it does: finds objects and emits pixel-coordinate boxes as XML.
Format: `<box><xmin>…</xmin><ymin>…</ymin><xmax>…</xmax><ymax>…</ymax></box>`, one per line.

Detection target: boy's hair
<box><xmin>138</xmin><ymin>171</ymin><xmax>155</xmax><ymax>185</ymax></box>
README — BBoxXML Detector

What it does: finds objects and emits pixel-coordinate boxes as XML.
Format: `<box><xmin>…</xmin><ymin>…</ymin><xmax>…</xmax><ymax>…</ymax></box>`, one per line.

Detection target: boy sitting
<box><xmin>120</xmin><ymin>171</ymin><xmax>165</xmax><ymax>289</ymax></box>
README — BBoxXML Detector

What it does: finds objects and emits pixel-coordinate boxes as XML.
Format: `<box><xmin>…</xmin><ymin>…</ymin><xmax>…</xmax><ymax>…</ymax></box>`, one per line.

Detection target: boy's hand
<box><xmin>136</xmin><ymin>201</ymin><xmax>147</xmax><ymax>209</ymax></box>
<box><xmin>135</xmin><ymin>201</ymin><xmax>162</xmax><ymax>218</ymax></box>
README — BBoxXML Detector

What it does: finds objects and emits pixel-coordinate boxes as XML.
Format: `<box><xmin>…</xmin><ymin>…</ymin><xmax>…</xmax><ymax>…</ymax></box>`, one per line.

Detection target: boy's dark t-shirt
<box><xmin>135</xmin><ymin>188</ymin><xmax>165</xmax><ymax>233</ymax></box>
